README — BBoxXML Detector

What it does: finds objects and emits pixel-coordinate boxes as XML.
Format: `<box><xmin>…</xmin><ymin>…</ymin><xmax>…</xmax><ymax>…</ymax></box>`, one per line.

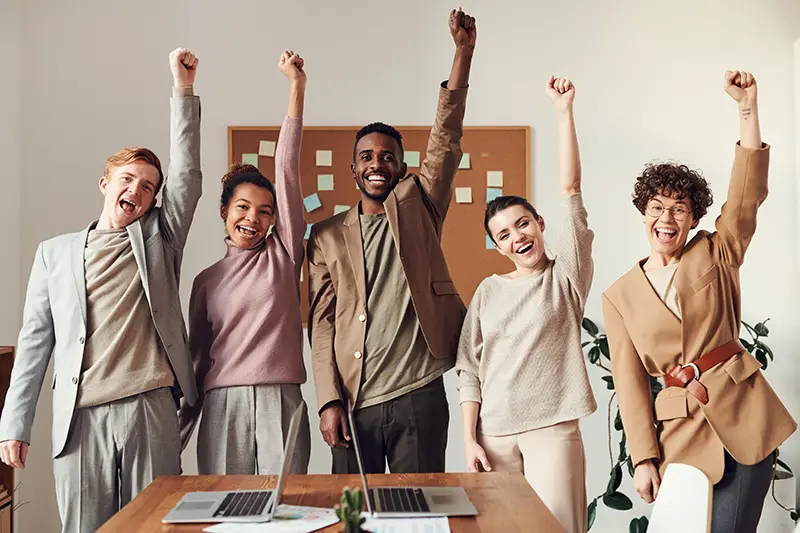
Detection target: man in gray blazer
<box><xmin>0</xmin><ymin>48</ymin><xmax>202</xmax><ymax>533</ymax></box>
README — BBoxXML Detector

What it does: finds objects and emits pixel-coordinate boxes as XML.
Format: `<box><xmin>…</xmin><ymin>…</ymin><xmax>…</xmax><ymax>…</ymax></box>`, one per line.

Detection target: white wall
<box><xmin>6</xmin><ymin>0</ymin><xmax>800</xmax><ymax>531</ymax></box>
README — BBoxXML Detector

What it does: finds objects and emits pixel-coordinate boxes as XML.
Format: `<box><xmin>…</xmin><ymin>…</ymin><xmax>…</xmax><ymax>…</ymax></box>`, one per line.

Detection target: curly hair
<box><xmin>632</xmin><ymin>163</ymin><xmax>713</xmax><ymax>220</ymax></box>
<box><xmin>220</xmin><ymin>163</ymin><xmax>275</xmax><ymax>209</ymax></box>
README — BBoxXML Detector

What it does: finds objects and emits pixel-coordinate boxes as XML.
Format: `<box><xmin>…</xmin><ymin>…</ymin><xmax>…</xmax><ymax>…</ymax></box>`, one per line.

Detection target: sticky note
<box><xmin>486</xmin><ymin>187</ymin><xmax>503</xmax><ymax>202</ymax></box>
<box><xmin>317</xmin><ymin>174</ymin><xmax>334</xmax><ymax>191</ymax></box>
<box><xmin>459</xmin><ymin>153</ymin><xmax>471</xmax><ymax>169</ymax></box>
<box><xmin>404</xmin><ymin>151</ymin><xmax>421</xmax><ymax>167</ymax></box>
<box><xmin>487</xmin><ymin>170</ymin><xmax>504</xmax><ymax>187</ymax></box>
<box><xmin>300</xmin><ymin>267</ymin><xmax>303</xmax><ymax>282</ymax></box>
<box><xmin>304</xmin><ymin>223</ymin><xmax>312</xmax><ymax>240</ymax></box>
<box><xmin>316</xmin><ymin>150</ymin><xmax>333</xmax><ymax>166</ymax></box>
<box><xmin>486</xmin><ymin>235</ymin><xmax>495</xmax><ymax>250</ymax></box>
<box><xmin>258</xmin><ymin>140</ymin><xmax>276</xmax><ymax>157</ymax></box>
<box><xmin>334</xmin><ymin>204</ymin><xmax>350</xmax><ymax>215</ymax></box>
<box><xmin>455</xmin><ymin>187</ymin><xmax>472</xmax><ymax>204</ymax></box>
<box><xmin>242</xmin><ymin>153</ymin><xmax>258</xmax><ymax>166</ymax></box>
<box><xmin>303</xmin><ymin>193</ymin><xmax>322</xmax><ymax>212</ymax></box>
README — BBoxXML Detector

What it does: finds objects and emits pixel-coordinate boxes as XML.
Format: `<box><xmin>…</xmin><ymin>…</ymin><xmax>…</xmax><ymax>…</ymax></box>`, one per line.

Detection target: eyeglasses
<box><xmin>645</xmin><ymin>202</ymin><xmax>691</xmax><ymax>222</ymax></box>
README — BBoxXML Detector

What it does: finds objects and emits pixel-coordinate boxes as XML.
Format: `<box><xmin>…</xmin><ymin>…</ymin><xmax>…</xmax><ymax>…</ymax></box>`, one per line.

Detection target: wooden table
<box><xmin>98</xmin><ymin>473</ymin><xmax>566</xmax><ymax>532</ymax></box>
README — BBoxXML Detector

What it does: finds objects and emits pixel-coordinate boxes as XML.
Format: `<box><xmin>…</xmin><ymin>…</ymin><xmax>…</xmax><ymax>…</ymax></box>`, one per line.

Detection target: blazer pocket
<box><xmin>724</xmin><ymin>352</ymin><xmax>762</xmax><ymax>384</ymax></box>
<box><xmin>691</xmin><ymin>266</ymin><xmax>718</xmax><ymax>292</ymax></box>
<box><xmin>431</xmin><ymin>281</ymin><xmax>458</xmax><ymax>295</ymax></box>
<box><xmin>654</xmin><ymin>393</ymin><xmax>688</xmax><ymax>421</ymax></box>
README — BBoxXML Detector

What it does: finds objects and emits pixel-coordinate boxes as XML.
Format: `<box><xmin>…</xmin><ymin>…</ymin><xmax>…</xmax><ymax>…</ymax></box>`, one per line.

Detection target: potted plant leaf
<box><xmin>335</xmin><ymin>487</ymin><xmax>370</xmax><ymax>533</ymax></box>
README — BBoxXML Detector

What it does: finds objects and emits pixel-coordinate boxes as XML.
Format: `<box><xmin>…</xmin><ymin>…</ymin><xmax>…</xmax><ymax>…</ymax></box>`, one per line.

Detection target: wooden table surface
<box><xmin>98</xmin><ymin>473</ymin><xmax>566</xmax><ymax>532</ymax></box>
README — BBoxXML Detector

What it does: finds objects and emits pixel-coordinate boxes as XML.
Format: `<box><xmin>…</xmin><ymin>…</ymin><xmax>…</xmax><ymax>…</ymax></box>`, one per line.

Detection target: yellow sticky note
<box><xmin>455</xmin><ymin>187</ymin><xmax>472</xmax><ymax>204</ymax></box>
<box><xmin>242</xmin><ymin>153</ymin><xmax>258</xmax><ymax>166</ymax></box>
<box><xmin>487</xmin><ymin>171</ymin><xmax>504</xmax><ymax>187</ymax></box>
<box><xmin>316</xmin><ymin>150</ymin><xmax>333</xmax><ymax>166</ymax></box>
<box><xmin>459</xmin><ymin>153</ymin><xmax>471</xmax><ymax>169</ymax></box>
<box><xmin>404</xmin><ymin>151</ymin><xmax>421</xmax><ymax>167</ymax></box>
<box><xmin>334</xmin><ymin>204</ymin><xmax>350</xmax><ymax>215</ymax></box>
<box><xmin>258</xmin><ymin>141</ymin><xmax>276</xmax><ymax>157</ymax></box>
<box><xmin>317</xmin><ymin>174</ymin><xmax>334</xmax><ymax>191</ymax></box>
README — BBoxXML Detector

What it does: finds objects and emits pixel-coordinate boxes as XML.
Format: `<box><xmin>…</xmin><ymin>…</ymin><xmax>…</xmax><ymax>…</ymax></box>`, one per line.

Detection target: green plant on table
<box><xmin>581</xmin><ymin>317</ymin><xmax>796</xmax><ymax>532</ymax></box>
<box><xmin>335</xmin><ymin>487</ymin><xmax>368</xmax><ymax>533</ymax></box>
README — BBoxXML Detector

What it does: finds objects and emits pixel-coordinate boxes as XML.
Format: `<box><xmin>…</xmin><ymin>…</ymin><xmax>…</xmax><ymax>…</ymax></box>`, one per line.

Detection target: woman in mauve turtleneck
<box><xmin>177</xmin><ymin>50</ymin><xmax>310</xmax><ymax>475</ymax></box>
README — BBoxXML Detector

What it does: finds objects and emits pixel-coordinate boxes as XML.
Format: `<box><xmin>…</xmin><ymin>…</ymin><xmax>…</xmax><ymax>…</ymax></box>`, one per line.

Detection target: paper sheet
<box><xmin>242</xmin><ymin>153</ymin><xmax>259</xmax><ymax>166</ymax></box>
<box><xmin>317</xmin><ymin>174</ymin><xmax>334</xmax><ymax>191</ymax></box>
<box><xmin>303</xmin><ymin>193</ymin><xmax>322</xmax><ymax>213</ymax></box>
<box><xmin>203</xmin><ymin>505</ymin><xmax>338</xmax><ymax>533</ymax></box>
<box><xmin>316</xmin><ymin>150</ymin><xmax>333</xmax><ymax>166</ymax></box>
<box><xmin>362</xmin><ymin>516</ymin><xmax>451</xmax><ymax>533</ymax></box>
<box><xmin>455</xmin><ymin>187</ymin><xmax>472</xmax><ymax>204</ymax></box>
<box><xmin>404</xmin><ymin>151</ymin><xmax>421</xmax><ymax>167</ymax></box>
<box><xmin>259</xmin><ymin>141</ymin><xmax>276</xmax><ymax>157</ymax></box>
<box><xmin>486</xmin><ymin>170</ymin><xmax>504</xmax><ymax>187</ymax></box>
<box><xmin>459</xmin><ymin>153</ymin><xmax>471</xmax><ymax>169</ymax></box>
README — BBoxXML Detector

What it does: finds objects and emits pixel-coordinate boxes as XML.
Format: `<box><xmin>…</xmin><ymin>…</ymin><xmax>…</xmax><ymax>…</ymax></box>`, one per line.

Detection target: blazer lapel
<box><xmin>126</xmin><ymin>220</ymin><xmax>151</xmax><ymax>302</ymax></box>
<box><xmin>70</xmin><ymin>223</ymin><xmax>93</xmax><ymax>327</ymax></box>
<box><xmin>384</xmin><ymin>192</ymin><xmax>402</xmax><ymax>256</ymax></box>
<box><xmin>342</xmin><ymin>206</ymin><xmax>367</xmax><ymax>305</ymax></box>
<box><xmin>632</xmin><ymin>260</ymin><xmax>682</xmax><ymax>326</ymax></box>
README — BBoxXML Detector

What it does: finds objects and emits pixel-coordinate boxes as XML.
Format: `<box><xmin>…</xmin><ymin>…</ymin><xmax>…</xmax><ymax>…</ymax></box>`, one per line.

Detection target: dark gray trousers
<box><xmin>710</xmin><ymin>450</ymin><xmax>775</xmax><ymax>533</ymax></box>
<box><xmin>332</xmin><ymin>377</ymin><xmax>449</xmax><ymax>474</ymax></box>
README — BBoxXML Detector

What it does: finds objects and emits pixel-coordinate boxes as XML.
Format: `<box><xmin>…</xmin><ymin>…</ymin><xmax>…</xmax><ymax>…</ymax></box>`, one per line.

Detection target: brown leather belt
<box><xmin>663</xmin><ymin>339</ymin><xmax>745</xmax><ymax>404</ymax></box>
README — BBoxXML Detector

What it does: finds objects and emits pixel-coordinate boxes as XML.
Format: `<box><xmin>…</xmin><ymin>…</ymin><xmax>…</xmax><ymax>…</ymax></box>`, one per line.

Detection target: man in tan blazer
<box><xmin>602</xmin><ymin>71</ymin><xmax>795</xmax><ymax>533</ymax></box>
<box><xmin>307</xmin><ymin>8</ymin><xmax>475</xmax><ymax>474</ymax></box>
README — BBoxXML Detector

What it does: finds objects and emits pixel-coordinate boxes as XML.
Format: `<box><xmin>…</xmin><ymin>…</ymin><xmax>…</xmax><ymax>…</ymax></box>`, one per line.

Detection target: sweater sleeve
<box><xmin>456</xmin><ymin>283</ymin><xmax>483</xmax><ymax>404</ymax></box>
<box><xmin>553</xmin><ymin>192</ymin><xmax>594</xmax><ymax>305</ymax></box>
<box><xmin>272</xmin><ymin>116</ymin><xmax>305</xmax><ymax>268</ymax></box>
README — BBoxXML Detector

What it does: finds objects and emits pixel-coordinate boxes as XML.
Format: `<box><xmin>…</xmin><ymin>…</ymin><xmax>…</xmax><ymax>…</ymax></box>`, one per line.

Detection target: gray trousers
<box><xmin>53</xmin><ymin>387</ymin><xmax>181</xmax><ymax>533</ymax></box>
<box><xmin>710</xmin><ymin>450</ymin><xmax>775</xmax><ymax>533</ymax></box>
<box><xmin>197</xmin><ymin>383</ymin><xmax>310</xmax><ymax>475</ymax></box>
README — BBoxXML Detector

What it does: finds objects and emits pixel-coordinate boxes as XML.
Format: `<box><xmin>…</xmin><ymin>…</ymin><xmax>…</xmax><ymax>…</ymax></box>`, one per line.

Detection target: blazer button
<box><xmin>358</xmin><ymin>314</ymin><xmax>366</xmax><ymax>322</ymax></box>
<box><xmin>354</xmin><ymin>351</ymin><xmax>362</xmax><ymax>359</ymax></box>
<box><xmin>79</xmin><ymin>337</ymin><xmax>85</xmax><ymax>344</ymax></box>
<box><xmin>71</xmin><ymin>377</ymin><xmax>78</xmax><ymax>385</ymax></box>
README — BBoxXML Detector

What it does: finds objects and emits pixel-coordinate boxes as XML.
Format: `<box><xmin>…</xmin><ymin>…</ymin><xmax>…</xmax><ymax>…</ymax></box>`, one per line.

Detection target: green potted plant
<box><xmin>334</xmin><ymin>487</ymin><xmax>369</xmax><ymax>533</ymax></box>
<box><xmin>581</xmin><ymin>317</ymin><xmax>796</xmax><ymax>532</ymax></box>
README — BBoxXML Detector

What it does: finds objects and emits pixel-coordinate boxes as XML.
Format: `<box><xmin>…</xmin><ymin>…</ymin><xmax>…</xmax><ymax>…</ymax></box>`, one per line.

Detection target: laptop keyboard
<box><xmin>213</xmin><ymin>491</ymin><xmax>271</xmax><ymax>517</ymax></box>
<box><xmin>373</xmin><ymin>488</ymin><xmax>430</xmax><ymax>513</ymax></box>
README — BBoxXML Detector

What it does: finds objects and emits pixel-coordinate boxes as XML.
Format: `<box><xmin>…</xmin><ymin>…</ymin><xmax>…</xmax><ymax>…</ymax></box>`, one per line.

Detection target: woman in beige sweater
<box><xmin>456</xmin><ymin>77</ymin><xmax>596</xmax><ymax>533</ymax></box>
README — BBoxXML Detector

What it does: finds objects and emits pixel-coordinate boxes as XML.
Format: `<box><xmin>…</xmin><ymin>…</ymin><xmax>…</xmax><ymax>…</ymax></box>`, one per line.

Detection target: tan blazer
<box><xmin>307</xmin><ymin>84</ymin><xmax>468</xmax><ymax>412</ymax></box>
<box><xmin>602</xmin><ymin>143</ymin><xmax>796</xmax><ymax>484</ymax></box>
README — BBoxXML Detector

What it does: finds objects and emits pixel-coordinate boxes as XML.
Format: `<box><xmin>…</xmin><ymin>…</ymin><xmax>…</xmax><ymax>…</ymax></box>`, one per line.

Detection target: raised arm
<box><xmin>0</xmin><ymin>244</ymin><xmax>55</xmax><ymax>469</ymax></box>
<box><xmin>714</xmin><ymin>70</ymin><xmax>769</xmax><ymax>266</ymax></box>
<box><xmin>159</xmin><ymin>48</ymin><xmax>202</xmax><ymax>249</ymax></box>
<box><xmin>546</xmin><ymin>76</ymin><xmax>581</xmax><ymax>195</ymax></box>
<box><xmin>417</xmin><ymin>7</ymin><xmax>475</xmax><ymax>222</ymax></box>
<box><xmin>273</xmin><ymin>51</ymin><xmax>307</xmax><ymax>266</ymax></box>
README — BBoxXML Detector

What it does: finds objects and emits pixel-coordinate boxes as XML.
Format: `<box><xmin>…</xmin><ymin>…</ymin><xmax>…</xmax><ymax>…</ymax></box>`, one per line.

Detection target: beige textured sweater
<box><xmin>456</xmin><ymin>193</ymin><xmax>597</xmax><ymax>436</ymax></box>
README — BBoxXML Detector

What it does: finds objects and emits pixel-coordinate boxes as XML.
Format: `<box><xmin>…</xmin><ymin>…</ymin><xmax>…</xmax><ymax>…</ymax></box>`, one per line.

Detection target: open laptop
<box><xmin>348</xmin><ymin>404</ymin><xmax>478</xmax><ymax>518</ymax></box>
<box><xmin>162</xmin><ymin>404</ymin><xmax>303</xmax><ymax>523</ymax></box>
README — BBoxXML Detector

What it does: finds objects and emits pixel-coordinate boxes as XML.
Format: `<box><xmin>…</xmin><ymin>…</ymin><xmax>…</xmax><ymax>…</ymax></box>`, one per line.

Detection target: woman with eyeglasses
<box><xmin>602</xmin><ymin>71</ymin><xmax>795</xmax><ymax>533</ymax></box>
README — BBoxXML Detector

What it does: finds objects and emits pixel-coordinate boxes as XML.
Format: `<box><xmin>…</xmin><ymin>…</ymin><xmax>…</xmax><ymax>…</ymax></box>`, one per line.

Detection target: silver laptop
<box><xmin>162</xmin><ymin>404</ymin><xmax>303</xmax><ymax>523</ymax></box>
<box><xmin>348</xmin><ymin>404</ymin><xmax>478</xmax><ymax>518</ymax></box>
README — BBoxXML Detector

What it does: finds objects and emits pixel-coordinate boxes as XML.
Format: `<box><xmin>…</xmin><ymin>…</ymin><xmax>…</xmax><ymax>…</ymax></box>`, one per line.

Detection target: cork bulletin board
<box><xmin>228</xmin><ymin>125</ymin><xmax>530</xmax><ymax>322</ymax></box>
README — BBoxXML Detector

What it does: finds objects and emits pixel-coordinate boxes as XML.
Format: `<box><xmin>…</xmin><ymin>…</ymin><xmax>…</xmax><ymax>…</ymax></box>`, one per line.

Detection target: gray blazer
<box><xmin>0</xmin><ymin>96</ymin><xmax>202</xmax><ymax>458</ymax></box>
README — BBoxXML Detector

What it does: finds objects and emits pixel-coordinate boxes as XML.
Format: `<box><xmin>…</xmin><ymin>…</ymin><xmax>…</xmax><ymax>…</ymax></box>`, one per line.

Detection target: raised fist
<box><xmin>279</xmin><ymin>50</ymin><xmax>306</xmax><ymax>86</ymax></box>
<box><xmin>449</xmin><ymin>7</ymin><xmax>477</xmax><ymax>49</ymax></box>
<box><xmin>169</xmin><ymin>48</ymin><xmax>198</xmax><ymax>88</ymax></box>
<box><xmin>546</xmin><ymin>75</ymin><xmax>575</xmax><ymax>112</ymax></box>
<box><xmin>724</xmin><ymin>70</ymin><xmax>757</xmax><ymax>104</ymax></box>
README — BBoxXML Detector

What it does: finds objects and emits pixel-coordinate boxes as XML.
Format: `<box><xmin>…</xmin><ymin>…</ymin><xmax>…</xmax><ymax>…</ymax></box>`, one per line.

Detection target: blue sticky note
<box><xmin>304</xmin><ymin>223</ymin><xmax>312</xmax><ymax>240</ymax></box>
<box><xmin>485</xmin><ymin>235</ymin><xmax>495</xmax><ymax>250</ymax></box>
<box><xmin>486</xmin><ymin>187</ymin><xmax>503</xmax><ymax>202</ymax></box>
<box><xmin>303</xmin><ymin>193</ymin><xmax>322</xmax><ymax>213</ymax></box>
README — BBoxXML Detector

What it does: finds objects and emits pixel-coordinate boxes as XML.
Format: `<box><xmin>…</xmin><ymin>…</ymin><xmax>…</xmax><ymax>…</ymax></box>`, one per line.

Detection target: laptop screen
<box><xmin>267</xmin><ymin>404</ymin><xmax>304</xmax><ymax>519</ymax></box>
<box><xmin>346</xmin><ymin>404</ymin><xmax>373</xmax><ymax>515</ymax></box>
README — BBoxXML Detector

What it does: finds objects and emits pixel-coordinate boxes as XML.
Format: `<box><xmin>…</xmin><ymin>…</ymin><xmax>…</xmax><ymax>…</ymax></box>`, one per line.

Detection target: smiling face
<box><xmin>352</xmin><ymin>132</ymin><xmax>406</xmax><ymax>203</ymax></box>
<box><xmin>97</xmin><ymin>162</ymin><xmax>160</xmax><ymax>229</ymax></box>
<box><xmin>222</xmin><ymin>182</ymin><xmax>275</xmax><ymax>249</ymax></box>
<box><xmin>487</xmin><ymin>204</ymin><xmax>549</xmax><ymax>273</ymax></box>
<box><xmin>643</xmin><ymin>194</ymin><xmax>698</xmax><ymax>260</ymax></box>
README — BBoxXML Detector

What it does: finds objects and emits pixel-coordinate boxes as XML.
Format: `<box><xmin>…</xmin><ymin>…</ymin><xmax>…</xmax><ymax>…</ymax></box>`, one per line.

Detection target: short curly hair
<box><xmin>220</xmin><ymin>163</ymin><xmax>275</xmax><ymax>209</ymax></box>
<box><xmin>632</xmin><ymin>163</ymin><xmax>713</xmax><ymax>220</ymax></box>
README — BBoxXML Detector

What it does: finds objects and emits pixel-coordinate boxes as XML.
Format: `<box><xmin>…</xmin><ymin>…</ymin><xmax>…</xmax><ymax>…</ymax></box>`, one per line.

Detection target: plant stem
<box><xmin>607</xmin><ymin>392</ymin><xmax>616</xmax><ymax>468</ymax></box>
<box><xmin>595</xmin><ymin>360</ymin><xmax>612</xmax><ymax>373</ymax></box>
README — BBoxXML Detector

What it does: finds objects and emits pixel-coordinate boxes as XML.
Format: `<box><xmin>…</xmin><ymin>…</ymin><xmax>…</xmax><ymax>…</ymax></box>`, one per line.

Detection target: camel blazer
<box><xmin>307</xmin><ymin>83</ymin><xmax>468</xmax><ymax>412</ymax></box>
<box><xmin>602</xmin><ymin>142</ymin><xmax>796</xmax><ymax>484</ymax></box>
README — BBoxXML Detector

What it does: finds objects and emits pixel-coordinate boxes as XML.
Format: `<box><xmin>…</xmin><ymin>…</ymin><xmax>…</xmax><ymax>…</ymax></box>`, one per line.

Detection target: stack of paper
<box><xmin>203</xmin><ymin>505</ymin><xmax>338</xmax><ymax>533</ymax></box>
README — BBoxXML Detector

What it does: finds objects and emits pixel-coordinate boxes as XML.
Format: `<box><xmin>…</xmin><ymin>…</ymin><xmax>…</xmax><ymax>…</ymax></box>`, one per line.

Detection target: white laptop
<box><xmin>162</xmin><ymin>404</ymin><xmax>303</xmax><ymax>523</ymax></box>
<box><xmin>348</xmin><ymin>405</ymin><xmax>478</xmax><ymax>518</ymax></box>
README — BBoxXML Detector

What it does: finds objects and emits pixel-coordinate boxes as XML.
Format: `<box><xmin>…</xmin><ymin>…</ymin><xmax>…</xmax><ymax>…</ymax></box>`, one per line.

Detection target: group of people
<box><xmin>0</xmin><ymin>7</ymin><xmax>794</xmax><ymax>533</ymax></box>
